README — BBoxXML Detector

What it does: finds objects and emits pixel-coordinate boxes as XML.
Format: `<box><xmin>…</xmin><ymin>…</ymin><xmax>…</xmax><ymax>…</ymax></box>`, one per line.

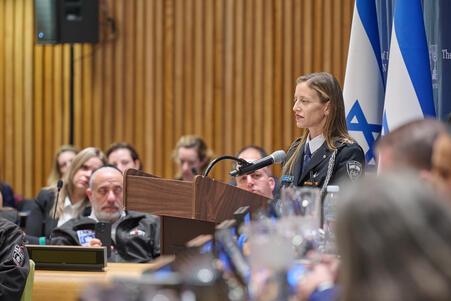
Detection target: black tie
<box><xmin>302</xmin><ymin>143</ymin><xmax>312</xmax><ymax>174</ymax></box>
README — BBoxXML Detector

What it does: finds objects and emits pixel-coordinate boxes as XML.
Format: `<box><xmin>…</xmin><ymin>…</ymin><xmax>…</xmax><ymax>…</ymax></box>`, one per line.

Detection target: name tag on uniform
<box><xmin>303</xmin><ymin>181</ymin><xmax>319</xmax><ymax>187</ymax></box>
<box><xmin>77</xmin><ymin>229</ymin><xmax>96</xmax><ymax>246</ymax></box>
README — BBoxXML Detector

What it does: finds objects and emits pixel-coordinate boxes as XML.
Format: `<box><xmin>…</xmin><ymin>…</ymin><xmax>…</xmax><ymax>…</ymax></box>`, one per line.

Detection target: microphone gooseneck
<box><xmin>53</xmin><ymin>179</ymin><xmax>64</xmax><ymax>220</ymax></box>
<box><xmin>230</xmin><ymin>150</ymin><xmax>287</xmax><ymax>177</ymax></box>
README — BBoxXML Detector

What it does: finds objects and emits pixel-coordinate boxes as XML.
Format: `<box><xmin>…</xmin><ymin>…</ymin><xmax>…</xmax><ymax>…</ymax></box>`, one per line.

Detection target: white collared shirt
<box><xmin>306</xmin><ymin>134</ymin><xmax>326</xmax><ymax>154</ymax></box>
<box><xmin>57</xmin><ymin>196</ymin><xmax>85</xmax><ymax>226</ymax></box>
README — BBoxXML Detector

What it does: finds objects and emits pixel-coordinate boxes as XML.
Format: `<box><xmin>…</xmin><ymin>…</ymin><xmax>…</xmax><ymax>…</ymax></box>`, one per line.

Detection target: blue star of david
<box><xmin>346</xmin><ymin>100</ymin><xmax>382</xmax><ymax>163</ymax></box>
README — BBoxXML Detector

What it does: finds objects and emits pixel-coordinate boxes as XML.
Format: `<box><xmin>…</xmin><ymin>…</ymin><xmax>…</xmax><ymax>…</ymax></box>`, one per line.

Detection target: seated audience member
<box><xmin>0</xmin><ymin>191</ymin><xmax>18</xmax><ymax>223</ymax></box>
<box><xmin>0</xmin><ymin>218</ymin><xmax>29</xmax><ymax>301</ymax></box>
<box><xmin>299</xmin><ymin>173</ymin><xmax>451</xmax><ymax>301</ymax></box>
<box><xmin>25</xmin><ymin>147</ymin><xmax>106</xmax><ymax>244</ymax></box>
<box><xmin>0</xmin><ymin>181</ymin><xmax>16</xmax><ymax>209</ymax></box>
<box><xmin>47</xmin><ymin>145</ymin><xmax>79</xmax><ymax>187</ymax></box>
<box><xmin>172</xmin><ymin>135</ymin><xmax>213</xmax><ymax>181</ymax></box>
<box><xmin>234</xmin><ymin>145</ymin><xmax>276</xmax><ymax>199</ymax></box>
<box><xmin>376</xmin><ymin>119</ymin><xmax>446</xmax><ymax>175</ymax></box>
<box><xmin>431</xmin><ymin>132</ymin><xmax>451</xmax><ymax>196</ymax></box>
<box><xmin>51</xmin><ymin>166</ymin><xmax>160</xmax><ymax>262</ymax></box>
<box><xmin>105</xmin><ymin>142</ymin><xmax>141</xmax><ymax>173</ymax></box>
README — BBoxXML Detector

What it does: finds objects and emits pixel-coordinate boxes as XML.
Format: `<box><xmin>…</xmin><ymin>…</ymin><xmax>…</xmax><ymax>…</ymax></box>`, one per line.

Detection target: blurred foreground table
<box><xmin>32</xmin><ymin>256</ymin><xmax>174</xmax><ymax>301</ymax></box>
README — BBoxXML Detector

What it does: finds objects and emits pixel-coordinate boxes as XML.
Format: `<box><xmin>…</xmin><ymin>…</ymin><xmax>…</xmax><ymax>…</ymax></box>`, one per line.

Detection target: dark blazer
<box><xmin>25</xmin><ymin>188</ymin><xmax>90</xmax><ymax>244</ymax></box>
<box><xmin>282</xmin><ymin>138</ymin><xmax>365</xmax><ymax>190</ymax></box>
<box><xmin>0</xmin><ymin>182</ymin><xmax>15</xmax><ymax>208</ymax></box>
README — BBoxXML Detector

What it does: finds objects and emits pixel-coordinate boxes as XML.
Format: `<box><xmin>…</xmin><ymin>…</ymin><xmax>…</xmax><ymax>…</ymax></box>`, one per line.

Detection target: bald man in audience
<box><xmin>51</xmin><ymin>166</ymin><xmax>160</xmax><ymax>262</ymax></box>
<box><xmin>235</xmin><ymin>146</ymin><xmax>275</xmax><ymax>199</ymax></box>
<box><xmin>376</xmin><ymin>119</ymin><xmax>447</xmax><ymax>177</ymax></box>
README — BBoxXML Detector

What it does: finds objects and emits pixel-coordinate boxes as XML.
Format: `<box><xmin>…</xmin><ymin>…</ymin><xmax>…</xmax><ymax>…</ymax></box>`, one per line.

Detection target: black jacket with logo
<box><xmin>0</xmin><ymin>218</ymin><xmax>29</xmax><ymax>301</ymax></box>
<box><xmin>50</xmin><ymin>211</ymin><xmax>160</xmax><ymax>263</ymax></box>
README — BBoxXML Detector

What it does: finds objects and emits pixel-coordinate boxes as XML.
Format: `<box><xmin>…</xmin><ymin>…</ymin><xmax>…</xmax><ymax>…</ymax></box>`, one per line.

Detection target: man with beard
<box><xmin>50</xmin><ymin>165</ymin><xmax>160</xmax><ymax>262</ymax></box>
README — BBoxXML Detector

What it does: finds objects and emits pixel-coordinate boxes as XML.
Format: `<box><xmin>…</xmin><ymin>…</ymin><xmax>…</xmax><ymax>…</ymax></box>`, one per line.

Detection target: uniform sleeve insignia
<box><xmin>129</xmin><ymin>228</ymin><xmax>146</xmax><ymax>237</ymax></box>
<box><xmin>12</xmin><ymin>244</ymin><xmax>25</xmax><ymax>267</ymax></box>
<box><xmin>346</xmin><ymin>160</ymin><xmax>362</xmax><ymax>181</ymax></box>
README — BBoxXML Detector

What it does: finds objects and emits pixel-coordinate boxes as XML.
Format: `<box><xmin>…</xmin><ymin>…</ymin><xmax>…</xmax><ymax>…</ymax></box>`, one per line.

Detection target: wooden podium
<box><xmin>124</xmin><ymin>169</ymin><xmax>268</xmax><ymax>222</ymax></box>
<box><xmin>123</xmin><ymin>169</ymin><xmax>268</xmax><ymax>254</ymax></box>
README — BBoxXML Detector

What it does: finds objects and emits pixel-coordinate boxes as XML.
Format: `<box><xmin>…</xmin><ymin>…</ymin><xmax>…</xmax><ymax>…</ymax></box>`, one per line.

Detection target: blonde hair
<box><xmin>172</xmin><ymin>135</ymin><xmax>213</xmax><ymax>178</ymax></box>
<box><xmin>282</xmin><ymin>72</ymin><xmax>353</xmax><ymax>176</ymax></box>
<box><xmin>47</xmin><ymin>145</ymin><xmax>79</xmax><ymax>186</ymax></box>
<box><xmin>50</xmin><ymin>147</ymin><xmax>106</xmax><ymax>219</ymax></box>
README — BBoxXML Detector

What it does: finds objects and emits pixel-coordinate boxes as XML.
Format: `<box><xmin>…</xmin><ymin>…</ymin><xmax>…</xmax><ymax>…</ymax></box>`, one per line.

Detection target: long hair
<box><xmin>50</xmin><ymin>147</ymin><xmax>106</xmax><ymax>219</ymax></box>
<box><xmin>337</xmin><ymin>173</ymin><xmax>451</xmax><ymax>301</ymax></box>
<box><xmin>172</xmin><ymin>135</ymin><xmax>213</xmax><ymax>178</ymax></box>
<box><xmin>47</xmin><ymin>145</ymin><xmax>79</xmax><ymax>187</ymax></box>
<box><xmin>283</xmin><ymin>72</ymin><xmax>353</xmax><ymax>176</ymax></box>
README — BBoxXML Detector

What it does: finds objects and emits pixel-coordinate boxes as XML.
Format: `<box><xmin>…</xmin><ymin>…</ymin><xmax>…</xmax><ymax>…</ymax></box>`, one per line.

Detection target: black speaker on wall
<box><xmin>34</xmin><ymin>0</ymin><xmax>99</xmax><ymax>44</ymax></box>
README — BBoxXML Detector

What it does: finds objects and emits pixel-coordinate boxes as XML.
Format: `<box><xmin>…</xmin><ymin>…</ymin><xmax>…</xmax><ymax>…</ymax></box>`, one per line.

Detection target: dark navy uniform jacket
<box><xmin>0</xmin><ymin>218</ymin><xmax>29</xmax><ymax>301</ymax></box>
<box><xmin>281</xmin><ymin>138</ymin><xmax>365</xmax><ymax>191</ymax></box>
<box><xmin>50</xmin><ymin>211</ymin><xmax>160</xmax><ymax>263</ymax></box>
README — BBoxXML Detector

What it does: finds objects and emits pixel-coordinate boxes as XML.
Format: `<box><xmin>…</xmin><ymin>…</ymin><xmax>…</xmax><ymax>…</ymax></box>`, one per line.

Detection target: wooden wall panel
<box><xmin>0</xmin><ymin>0</ymin><xmax>354</xmax><ymax>198</ymax></box>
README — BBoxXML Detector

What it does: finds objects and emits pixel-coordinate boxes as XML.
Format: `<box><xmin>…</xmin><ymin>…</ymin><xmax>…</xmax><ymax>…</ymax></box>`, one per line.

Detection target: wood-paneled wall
<box><xmin>0</xmin><ymin>0</ymin><xmax>354</xmax><ymax>198</ymax></box>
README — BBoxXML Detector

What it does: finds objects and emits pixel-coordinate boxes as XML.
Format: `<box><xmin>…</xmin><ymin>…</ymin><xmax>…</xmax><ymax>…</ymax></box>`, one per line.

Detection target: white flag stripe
<box><xmin>343</xmin><ymin>0</ymin><xmax>384</xmax><ymax>164</ymax></box>
<box><xmin>344</xmin><ymin>6</ymin><xmax>384</xmax><ymax>123</ymax></box>
<box><xmin>383</xmin><ymin>31</ymin><xmax>423</xmax><ymax>131</ymax></box>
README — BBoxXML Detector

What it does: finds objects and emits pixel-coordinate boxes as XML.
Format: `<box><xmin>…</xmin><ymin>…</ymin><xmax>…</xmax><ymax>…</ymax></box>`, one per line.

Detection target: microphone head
<box><xmin>57</xmin><ymin>179</ymin><xmax>64</xmax><ymax>189</ymax></box>
<box><xmin>270</xmin><ymin>150</ymin><xmax>287</xmax><ymax>164</ymax></box>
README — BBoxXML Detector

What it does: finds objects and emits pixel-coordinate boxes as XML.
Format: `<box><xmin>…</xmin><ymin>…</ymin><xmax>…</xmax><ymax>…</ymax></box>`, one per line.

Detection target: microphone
<box><xmin>191</xmin><ymin>167</ymin><xmax>198</xmax><ymax>176</ymax></box>
<box><xmin>230</xmin><ymin>150</ymin><xmax>287</xmax><ymax>177</ymax></box>
<box><xmin>53</xmin><ymin>180</ymin><xmax>64</xmax><ymax>220</ymax></box>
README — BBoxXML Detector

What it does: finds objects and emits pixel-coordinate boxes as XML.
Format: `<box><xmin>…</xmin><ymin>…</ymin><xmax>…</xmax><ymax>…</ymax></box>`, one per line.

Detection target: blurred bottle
<box><xmin>322</xmin><ymin>185</ymin><xmax>339</xmax><ymax>254</ymax></box>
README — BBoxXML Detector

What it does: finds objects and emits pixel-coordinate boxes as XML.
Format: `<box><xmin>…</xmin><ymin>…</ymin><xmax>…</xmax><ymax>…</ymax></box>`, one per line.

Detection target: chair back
<box><xmin>20</xmin><ymin>259</ymin><xmax>35</xmax><ymax>301</ymax></box>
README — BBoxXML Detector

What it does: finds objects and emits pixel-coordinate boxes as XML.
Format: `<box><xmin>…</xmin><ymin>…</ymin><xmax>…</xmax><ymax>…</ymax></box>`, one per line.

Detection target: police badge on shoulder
<box><xmin>12</xmin><ymin>244</ymin><xmax>25</xmax><ymax>267</ymax></box>
<box><xmin>346</xmin><ymin>160</ymin><xmax>362</xmax><ymax>181</ymax></box>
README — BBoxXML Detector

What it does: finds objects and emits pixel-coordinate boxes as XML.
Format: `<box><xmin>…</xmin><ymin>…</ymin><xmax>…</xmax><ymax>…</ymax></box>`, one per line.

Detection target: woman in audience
<box><xmin>105</xmin><ymin>142</ymin><xmax>141</xmax><ymax>173</ymax></box>
<box><xmin>25</xmin><ymin>147</ymin><xmax>106</xmax><ymax>244</ymax></box>
<box><xmin>336</xmin><ymin>173</ymin><xmax>451</xmax><ymax>301</ymax></box>
<box><xmin>298</xmin><ymin>173</ymin><xmax>451</xmax><ymax>301</ymax></box>
<box><xmin>172</xmin><ymin>135</ymin><xmax>213</xmax><ymax>181</ymax></box>
<box><xmin>47</xmin><ymin>144</ymin><xmax>79</xmax><ymax>187</ymax></box>
<box><xmin>0</xmin><ymin>181</ymin><xmax>15</xmax><ymax>208</ymax></box>
<box><xmin>281</xmin><ymin>72</ymin><xmax>364</xmax><ymax>192</ymax></box>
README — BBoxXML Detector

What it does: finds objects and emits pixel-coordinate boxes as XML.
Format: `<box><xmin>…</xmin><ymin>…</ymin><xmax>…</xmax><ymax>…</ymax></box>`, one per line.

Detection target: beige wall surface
<box><xmin>0</xmin><ymin>0</ymin><xmax>353</xmax><ymax>198</ymax></box>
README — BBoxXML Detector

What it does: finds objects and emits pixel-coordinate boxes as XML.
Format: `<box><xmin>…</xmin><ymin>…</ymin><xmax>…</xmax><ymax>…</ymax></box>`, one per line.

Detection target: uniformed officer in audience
<box><xmin>0</xmin><ymin>218</ymin><xmax>29</xmax><ymax>301</ymax></box>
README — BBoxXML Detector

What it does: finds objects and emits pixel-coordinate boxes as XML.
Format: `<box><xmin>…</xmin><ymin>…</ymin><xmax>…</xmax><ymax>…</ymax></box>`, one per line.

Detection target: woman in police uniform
<box><xmin>281</xmin><ymin>72</ymin><xmax>365</xmax><ymax>193</ymax></box>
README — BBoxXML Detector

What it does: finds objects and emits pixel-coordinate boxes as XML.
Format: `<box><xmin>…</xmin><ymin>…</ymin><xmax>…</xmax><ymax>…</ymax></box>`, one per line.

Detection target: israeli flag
<box><xmin>382</xmin><ymin>0</ymin><xmax>435</xmax><ymax>134</ymax></box>
<box><xmin>344</xmin><ymin>0</ymin><xmax>384</xmax><ymax>165</ymax></box>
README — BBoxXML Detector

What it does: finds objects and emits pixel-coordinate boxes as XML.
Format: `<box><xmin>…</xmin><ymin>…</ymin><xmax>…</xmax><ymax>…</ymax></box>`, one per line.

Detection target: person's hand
<box><xmin>297</xmin><ymin>263</ymin><xmax>335</xmax><ymax>301</ymax></box>
<box><xmin>88</xmin><ymin>238</ymin><xmax>102</xmax><ymax>248</ymax></box>
<box><xmin>304</xmin><ymin>251</ymin><xmax>340</xmax><ymax>282</ymax></box>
